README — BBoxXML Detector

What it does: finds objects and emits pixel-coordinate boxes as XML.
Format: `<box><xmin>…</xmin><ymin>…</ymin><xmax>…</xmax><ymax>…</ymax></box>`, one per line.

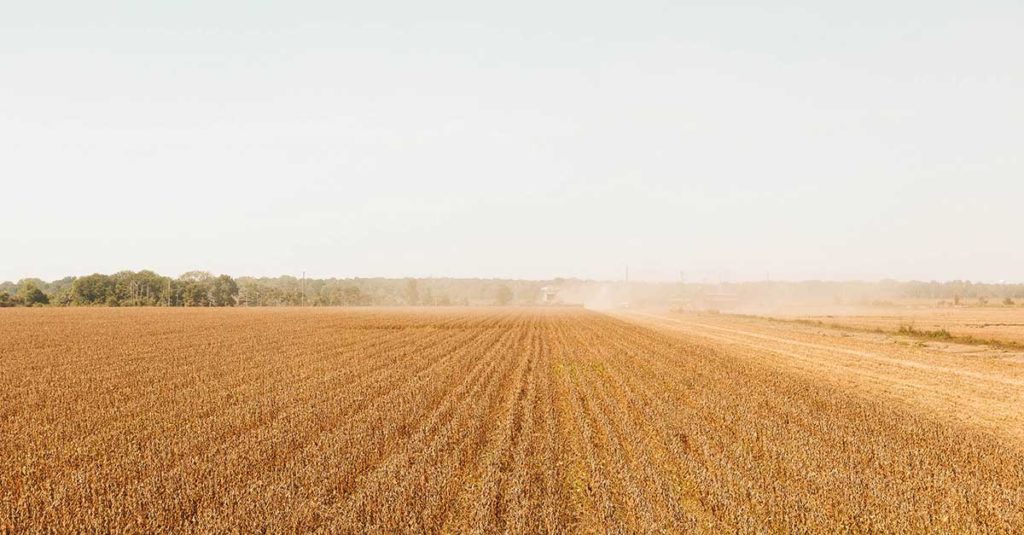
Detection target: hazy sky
<box><xmin>2</xmin><ymin>1</ymin><xmax>1022</xmax><ymax>282</ymax></box>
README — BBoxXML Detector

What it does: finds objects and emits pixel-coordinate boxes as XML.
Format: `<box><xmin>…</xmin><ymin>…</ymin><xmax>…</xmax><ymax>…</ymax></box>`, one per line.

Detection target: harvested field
<box><xmin>777</xmin><ymin>305</ymin><xmax>1024</xmax><ymax>347</ymax></box>
<box><xmin>3</xmin><ymin>307</ymin><xmax>1024</xmax><ymax>532</ymax></box>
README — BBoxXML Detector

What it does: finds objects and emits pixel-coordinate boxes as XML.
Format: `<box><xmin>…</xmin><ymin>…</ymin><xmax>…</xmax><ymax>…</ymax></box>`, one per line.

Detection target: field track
<box><xmin>781</xmin><ymin>306</ymin><xmax>1024</xmax><ymax>347</ymax></box>
<box><xmin>615</xmin><ymin>310</ymin><xmax>1024</xmax><ymax>442</ymax></box>
<box><xmin>2</xmin><ymin>307</ymin><xmax>1023</xmax><ymax>532</ymax></box>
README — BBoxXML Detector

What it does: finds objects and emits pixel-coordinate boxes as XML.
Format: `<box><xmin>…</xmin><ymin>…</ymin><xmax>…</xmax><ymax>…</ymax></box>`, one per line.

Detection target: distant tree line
<box><xmin>233</xmin><ymin>276</ymin><xmax>525</xmax><ymax>306</ymax></box>
<box><xmin>894</xmin><ymin>280</ymin><xmax>1024</xmax><ymax>300</ymax></box>
<box><xmin>0</xmin><ymin>271</ymin><xmax>528</xmax><ymax>307</ymax></box>
<box><xmin>0</xmin><ymin>271</ymin><xmax>239</xmax><ymax>307</ymax></box>
<box><xmin>3</xmin><ymin>273</ymin><xmax>1024</xmax><ymax>308</ymax></box>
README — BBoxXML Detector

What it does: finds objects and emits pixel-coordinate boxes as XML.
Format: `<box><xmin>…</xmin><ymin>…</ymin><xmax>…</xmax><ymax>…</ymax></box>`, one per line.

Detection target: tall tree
<box><xmin>210</xmin><ymin>275</ymin><xmax>239</xmax><ymax>306</ymax></box>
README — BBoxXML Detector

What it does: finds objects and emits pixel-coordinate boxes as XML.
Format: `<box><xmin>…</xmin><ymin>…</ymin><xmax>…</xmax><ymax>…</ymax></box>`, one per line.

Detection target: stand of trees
<box><xmin>0</xmin><ymin>271</ymin><xmax>239</xmax><ymax>307</ymax></box>
<box><xmin>0</xmin><ymin>280</ymin><xmax>50</xmax><ymax>307</ymax></box>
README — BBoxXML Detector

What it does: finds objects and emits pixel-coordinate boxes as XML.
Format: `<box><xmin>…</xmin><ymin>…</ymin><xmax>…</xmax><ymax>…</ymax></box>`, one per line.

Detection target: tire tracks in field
<box><xmin>620</xmin><ymin>311</ymin><xmax>1024</xmax><ymax>388</ymax></box>
<box><xmin>595</xmin><ymin>311</ymin><xmax>1024</xmax><ymax>531</ymax></box>
<box><xmin>613</xmin><ymin>311</ymin><xmax>1024</xmax><ymax>446</ymax></box>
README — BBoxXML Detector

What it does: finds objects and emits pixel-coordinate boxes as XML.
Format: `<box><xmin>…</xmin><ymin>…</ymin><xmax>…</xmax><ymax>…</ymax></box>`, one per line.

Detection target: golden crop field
<box><xmin>779</xmin><ymin>305</ymin><xmax>1024</xmax><ymax>347</ymax></box>
<box><xmin>3</xmin><ymin>307</ymin><xmax>1024</xmax><ymax>533</ymax></box>
<box><xmin>794</xmin><ymin>303</ymin><xmax>1024</xmax><ymax>346</ymax></box>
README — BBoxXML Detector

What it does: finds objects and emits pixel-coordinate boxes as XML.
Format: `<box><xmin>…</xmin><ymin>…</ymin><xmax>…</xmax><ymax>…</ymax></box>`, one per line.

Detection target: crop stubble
<box><xmin>2</xmin><ymin>307</ymin><xmax>1023</xmax><ymax>532</ymax></box>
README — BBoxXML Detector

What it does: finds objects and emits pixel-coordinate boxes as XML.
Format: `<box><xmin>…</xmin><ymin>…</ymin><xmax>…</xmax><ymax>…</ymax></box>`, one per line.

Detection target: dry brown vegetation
<box><xmin>3</xmin><ymin>307</ymin><xmax>1024</xmax><ymax>532</ymax></box>
<box><xmin>779</xmin><ymin>305</ymin><xmax>1024</xmax><ymax>348</ymax></box>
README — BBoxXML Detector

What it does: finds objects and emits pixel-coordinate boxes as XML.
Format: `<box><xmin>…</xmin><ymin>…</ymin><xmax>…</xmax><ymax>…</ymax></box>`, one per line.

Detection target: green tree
<box><xmin>179</xmin><ymin>271</ymin><xmax>213</xmax><ymax>283</ymax></box>
<box><xmin>179</xmin><ymin>271</ymin><xmax>214</xmax><ymax>307</ymax></box>
<box><xmin>0</xmin><ymin>291</ymin><xmax>14</xmax><ymax>307</ymax></box>
<box><xmin>51</xmin><ymin>286</ymin><xmax>74</xmax><ymax>306</ymax></box>
<box><xmin>120</xmin><ymin>270</ymin><xmax>169</xmax><ymax>306</ymax></box>
<box><xmin>237</xmin><ymin>280</ymin><xmax>273</xmax><ymax>306</ymax></box>
<box><xmin>210</xmin><ymin>275</ymin><xmax>239</xmax><ymax>306</ymax></box>
<box><xmin>181</xmin><ymin>282</ymin><xmax>209</xmax><ymax>306</ymax></box>
<box><xmin>71</xmin><ymin>274</ymin><xmax>115</xmax><ymax>305</ymax></box>
<box><xmin>18</xmin><ymin>280</ymin><xmax>49</xmax><ymax>306</ymax></box>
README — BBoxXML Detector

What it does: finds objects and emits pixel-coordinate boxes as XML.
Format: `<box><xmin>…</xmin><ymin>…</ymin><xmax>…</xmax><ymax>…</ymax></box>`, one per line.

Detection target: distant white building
<box><xmin>540</xmin><ymin>286</ymin><xmax>560</xmax><ymax>304</ymax></box>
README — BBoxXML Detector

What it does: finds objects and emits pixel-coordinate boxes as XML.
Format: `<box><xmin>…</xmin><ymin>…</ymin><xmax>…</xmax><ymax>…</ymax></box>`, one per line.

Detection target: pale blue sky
<box><xmin>2</xmin><ymin>1</ymin><xmax>1022</xmax><ymax>282</ymax></box>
